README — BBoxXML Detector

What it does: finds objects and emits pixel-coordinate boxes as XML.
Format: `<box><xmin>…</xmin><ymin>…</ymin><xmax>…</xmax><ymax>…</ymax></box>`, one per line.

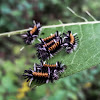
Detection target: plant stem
<box><xmin>0</xmin><ymin>29</ymin><xmax>31</xmax><ymax>37</ymax></box>
<box><xmin>0</xmin><ymin>21</ymin><xmax>100</xmax><ymax>37</ymax></box>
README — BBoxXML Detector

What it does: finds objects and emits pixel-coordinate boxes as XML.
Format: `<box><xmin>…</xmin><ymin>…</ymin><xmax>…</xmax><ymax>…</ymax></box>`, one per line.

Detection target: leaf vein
<box><xmin>71</xmin><ymin>24</ymin><xmax>83</xmax><ymax>64</ymax></box>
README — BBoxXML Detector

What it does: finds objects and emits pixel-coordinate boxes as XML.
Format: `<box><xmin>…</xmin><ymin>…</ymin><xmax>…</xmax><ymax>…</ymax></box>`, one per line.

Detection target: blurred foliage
<box><xmin>16</xmin><ymin>81</ymin><xmax>30</xmax><ymax>99</ymax></box>
<box><xmin>0</xmin><ymin>0</ymin><xmax>100</xmax><ymax>100</ymax></box>
<box><xmin>0</xmin><ymin>59</ymin><xmax>100</xmax><ymax>100</ymax></box>
<box><xmin>0</xmin><ymin>0</ymin><xmax>100</xmax><ymax>32</ymax></box>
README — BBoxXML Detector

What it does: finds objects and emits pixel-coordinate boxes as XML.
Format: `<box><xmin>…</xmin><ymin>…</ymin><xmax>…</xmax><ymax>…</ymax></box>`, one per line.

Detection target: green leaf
<box><xmin>0</xmin><ymin>21</ymin><xmax>100</xmax><ymax>87</ymax></box>
<box><xmin>40</xmin><ymin>21</ymin><xmax>100</xmax><ymax>78</ymax></box>
<box><xmin>29</xmin><ymin>21</ymin><xmax>100</xmax><ymax>87</ymax></box>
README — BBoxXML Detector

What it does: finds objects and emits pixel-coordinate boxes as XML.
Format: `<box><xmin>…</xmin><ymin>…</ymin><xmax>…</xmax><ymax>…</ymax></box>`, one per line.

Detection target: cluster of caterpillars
<box><xmin>35</xmin><ymin>31</ymin><xmax>79</xmax><ymax>61</ymax></box>
<box><xmin>23</xmin><ymin>61</ymin><xmax>65</xmax><ymax>86</ymax></box>
<box><xmin>22</xmin><ymin>21</ymin><xmax>79</xmax><ymax>86</ymax></box>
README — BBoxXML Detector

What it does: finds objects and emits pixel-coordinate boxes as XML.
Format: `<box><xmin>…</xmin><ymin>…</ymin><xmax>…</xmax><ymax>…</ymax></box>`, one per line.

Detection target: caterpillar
<box><xmin>35</xmin><ymin>31</ymin><xmax>60</xmax><ymax>48</ymax></box>
<box><xmin>41</xmin><ymin>31</ymin><xmax>59</xmax><ymax>43</ymax></box>
<box><xmin>22</xmin><ymin>21</ymin><xmax>41</xmax><ymax>45</ymax></box>
<box><xmin>63</xmin><ymin>31</ymin><xmax>79</xmax><ymax>53</ymax></box>
<box><xmin>34</xmin><ymin>61</ymin><xmax>65</xmax><ymax>74</ymax></box>
<box><xmin>37</xmin><ymin>37</ymin><xmax>63</xmax><ymax>61</ymax></box>
<box><xmin>42</xmin><ymin>40</ymin><xmax>55</xmax><ymax>48</ymax></box>
<box><xmin>48</xmin><ymin>40</ymin><xmax>62</xmax><ymax>54</ymax></box>
<box><xmin>35</xmin><ymin>39</ymin><xmax>56</xmax><ymax>48</ymax></box>
<box><xmin>23</xmin><ymin>67</ymin><xmax>59</xmax><ymax>85</ymax></box>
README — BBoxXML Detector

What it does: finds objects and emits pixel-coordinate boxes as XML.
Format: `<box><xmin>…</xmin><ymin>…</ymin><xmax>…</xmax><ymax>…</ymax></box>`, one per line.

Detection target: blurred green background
<box><xmin>0</xmin><ymin>0</ymin><xmax>100</xmax><ymax>100</ymax></box>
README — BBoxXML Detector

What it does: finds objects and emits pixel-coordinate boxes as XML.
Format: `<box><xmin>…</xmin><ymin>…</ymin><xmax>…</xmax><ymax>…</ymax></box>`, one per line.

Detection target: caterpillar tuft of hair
<box><xmin>63</xmin><ymin>31</ymin><xmax>79</xmax><ymax>53</ymax></box>
<box><xmin>22</xmin><ymin>21</ymin><xmax>41</xmax><ymax>45</ymax></box>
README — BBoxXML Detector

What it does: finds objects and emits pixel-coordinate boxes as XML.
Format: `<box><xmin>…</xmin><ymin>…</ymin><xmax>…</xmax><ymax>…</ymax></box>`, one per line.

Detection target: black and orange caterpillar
<box><xmin>35</xmin><ymin>39</ymin><xmax>56</xmax><ymax>48</ymax></box>
<box><xmin>23</xmin><ymin>61</ymin><xmax>65</xmax><ymax>85</ymax></box>
<box><xmin>63</xmin><ymin>31</ymin><xmax>79</xmax><ymax>53</ymax></box>
<box><xmin>35</xmin><ymin>31</ymin><xmax>60</xmax><ymax>48</ymax></box>
<box><xmin>41</xmin><ymin>31</ymin><xmax>59</xmax><ymax>43</ymax></box>
<box><xmin>34</xmin><ymin>61</ymin><xmax>65</xmax><ymax>74</ymax></box>
<box><xmin>47</xmin><ymin>37</ymin><xmax>62</xmax><ymax>53</ymax></box>
<box><xmin>23</xmin><ymin>66</ymin><xmax>59</xmax><ymax>85</ymax></box>
<box><xmin>22</xmin><ymin>21</ymin><xmax>41</xmax><ymax>45</ymax></box>
<box><xmin>48</xmin><ymin>40</ymin><xmax>62</xmax><ymax>54</ymax></box>
<box><xmin>42</xmin><ymin>40</ymin><xmax>55</xmax><ymax>48</ymax></box>
<box><xmin>23</xmin><ymin>69</ymin><xmax>49</xmax><ymax>85</ymax></box>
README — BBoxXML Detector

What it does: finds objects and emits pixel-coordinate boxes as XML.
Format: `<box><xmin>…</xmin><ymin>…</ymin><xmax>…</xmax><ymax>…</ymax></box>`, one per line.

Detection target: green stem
<box><xmin>0</xmin><ymin>21</ymin><xmax>99</xmax><ymax>37</ymax></box>
<box><xmin>67</xmin><ymin>7</ymin><xmax>88</xmax><ymax>22</ymax></box>
<box><xmin>0</xmin><ymin>29</ymin><xmax>31</xmax><ymax>37</ymax></box>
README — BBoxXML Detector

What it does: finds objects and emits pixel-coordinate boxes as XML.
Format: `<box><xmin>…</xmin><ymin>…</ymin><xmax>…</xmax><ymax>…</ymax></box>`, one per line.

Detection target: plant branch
<box><xmin>85</xmin><ymin>11</ymin><xmax>97</xmax><ymax>21</ymax></box>
<box><xmin>0</xmin><ymin>21</ymin><xmax>100</xmax><ymax>37</ymax></box>
<box><xmin>0</xmin><ymin>29</ymin><xmax>31</xmax><ymax>37</ymax></box>
<box><xmin>67</xmin><ymin>7</ymin><xmax>88</xmax><ymax>22</ymax></box>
